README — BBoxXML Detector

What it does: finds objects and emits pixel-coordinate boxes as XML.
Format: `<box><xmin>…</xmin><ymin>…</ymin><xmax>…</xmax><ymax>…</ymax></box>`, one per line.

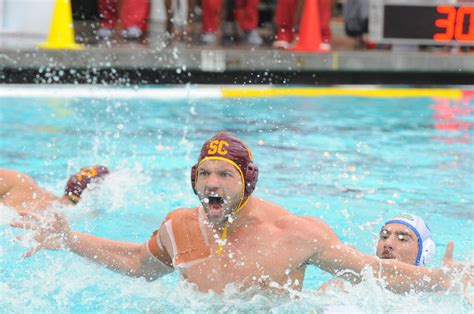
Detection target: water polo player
<box><xmin>1</xmin><ymin>165</ymin><xmax>109</xmax><ymax>212</ymax></box>
<box><xmin>377</xmin><ymin>214</ymin><xmax>436</xmax><ymax>266</ymax></box>
<box><xmin>11</xmin><ymin>131</ymin><xmax>471</xmax><ymax>297</ymax></box>
<box><xmin>319</xmin><ymin>214</ymin><xmax>437</xmax><ymax>293</ymax></box>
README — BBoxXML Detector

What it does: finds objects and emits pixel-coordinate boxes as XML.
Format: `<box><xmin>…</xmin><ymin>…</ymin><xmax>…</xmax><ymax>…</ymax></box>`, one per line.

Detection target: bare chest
<box><xmin>179</xmin><ymin>229</ymin><xmax>307</xmax><ymax>293</ymax></box>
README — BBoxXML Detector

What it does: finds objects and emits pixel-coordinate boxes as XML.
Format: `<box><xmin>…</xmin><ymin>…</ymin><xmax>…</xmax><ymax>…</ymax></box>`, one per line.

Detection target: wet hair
<box><xmin>190</xmin><ymin>131</ymin><xmax>259</xmax><ymax>209</ymax></box>
<box><xmin>64</xmin><ymin>165</ymin><xmax>110</xmax><ymax>204</ymax></box>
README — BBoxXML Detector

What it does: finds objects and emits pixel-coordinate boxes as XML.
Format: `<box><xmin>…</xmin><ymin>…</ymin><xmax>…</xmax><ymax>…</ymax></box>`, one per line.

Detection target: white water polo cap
<box><xmin>384</xmin><ymin>214</ymin><xmax>436</xmax><ymax>266</ymax></box>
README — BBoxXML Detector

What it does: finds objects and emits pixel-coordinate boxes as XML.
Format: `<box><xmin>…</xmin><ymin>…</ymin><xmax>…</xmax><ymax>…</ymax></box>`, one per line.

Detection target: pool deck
<box><xmin>1</xmin><ymin>21</ymin><xmax>473</xmax><ymax>85</ymax></box>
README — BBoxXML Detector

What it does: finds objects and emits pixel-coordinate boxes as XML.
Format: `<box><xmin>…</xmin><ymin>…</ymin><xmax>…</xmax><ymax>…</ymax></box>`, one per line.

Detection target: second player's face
<box><xmin>376</xmin><ymin>223</ymin><xmax>419</xmax><ymax>265</ymax></box>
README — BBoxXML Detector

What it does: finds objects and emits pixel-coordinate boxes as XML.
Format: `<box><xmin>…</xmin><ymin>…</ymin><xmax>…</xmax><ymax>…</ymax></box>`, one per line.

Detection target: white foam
<box><xmin>0</xmin><ymin>205</ymin><xmax>18</xmax><ymax>225</ymax></box>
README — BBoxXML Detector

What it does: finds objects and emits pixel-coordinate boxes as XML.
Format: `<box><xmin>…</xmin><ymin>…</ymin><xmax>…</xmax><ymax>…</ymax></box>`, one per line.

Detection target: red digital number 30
<box><xmin>434</xmin><ymin>5</ymin><xmax>474</xmax><ymax>42</ymax></box>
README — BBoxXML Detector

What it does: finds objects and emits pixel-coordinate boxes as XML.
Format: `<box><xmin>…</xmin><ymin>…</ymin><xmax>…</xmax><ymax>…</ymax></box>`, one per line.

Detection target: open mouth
<box><xmin>380</xmin><ymin>251</ymin><xmax>394</xmax><ymax>259</ymax></box>
<box><xmin>203</xmin><ymin>196</ymin><xmax>225</xmax><ymax>218</ymax></box>
<box><xmin>208</xmin><ymin>196</ymin><xmax>224</xmax><ymax>206</ymax></box>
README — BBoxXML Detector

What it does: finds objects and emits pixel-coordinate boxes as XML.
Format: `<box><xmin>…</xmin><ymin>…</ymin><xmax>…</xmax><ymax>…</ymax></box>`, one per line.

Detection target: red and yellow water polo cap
<box><xmin>191</xmin><ymin>131</ymin><xmax>259</xmax><ymax>210</ymax></box>
<box><xmin>64</xmin><ymin>165</ymin><xmax>110</xmax><ymax>204</ymax></box>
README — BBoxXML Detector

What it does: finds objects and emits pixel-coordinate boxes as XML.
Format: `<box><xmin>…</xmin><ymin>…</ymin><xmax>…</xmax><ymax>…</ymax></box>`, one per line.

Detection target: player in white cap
<box><xmin>377</xmin><ymin>214</ymin><xmax>436</xmax><ymax>266</ymax></box>
<box><xmin>319</xmin><ymin>213</ymin><xmax>436</xmax><ymax>296</ymax></box>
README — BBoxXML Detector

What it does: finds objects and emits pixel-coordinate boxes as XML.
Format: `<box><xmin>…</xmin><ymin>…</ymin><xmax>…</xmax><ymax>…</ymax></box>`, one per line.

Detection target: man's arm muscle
<box><xmin>303</xmin><ymin>217</ymin><xmax>448</xmax><ymax>293</ymax></box>
<box><xmin>66</xmin><ymin>226</ymin><xmax>173</xmax><ymax>280</ymax></box>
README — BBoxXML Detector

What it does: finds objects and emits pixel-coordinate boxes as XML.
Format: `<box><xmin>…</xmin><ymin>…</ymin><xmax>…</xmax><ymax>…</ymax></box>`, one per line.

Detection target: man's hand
<box><xmin>442</xmin><ymin>241</ymin><xmax>473</xmax><ymax>305</ymax></box>
<box><xmin>11</xmin><ymin>211</ymin><xmax>71</xmax><ymax>258</ymax></box>
<box><xmin>10</xmin><ymin>211</ymin><xmax>165</xmax><ymax>279</ymax></box>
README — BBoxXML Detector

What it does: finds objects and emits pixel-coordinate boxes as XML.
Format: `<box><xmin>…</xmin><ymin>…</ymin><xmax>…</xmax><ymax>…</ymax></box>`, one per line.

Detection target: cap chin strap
<box><xmin>196</xmin><ymin>156</ymin><xmax>248</xmax><ymax>254</ymax></box>
<box><xmin>67</xmin><ymin>193</ymin><xmax>80</xmax><ymax>204</ymax></box>
<box><xmin>216</xmin><ymin>196</ymin><xmax>250</xmax><ymax>254</ymax></box>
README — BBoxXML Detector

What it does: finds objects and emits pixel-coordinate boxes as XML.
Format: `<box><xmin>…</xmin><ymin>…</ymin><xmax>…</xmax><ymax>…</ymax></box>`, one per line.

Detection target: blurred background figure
<box><xmin>200</xmin><ymin>0</ymin><xmax>263</xmax><ymax>46</ymax></box>
<box><xmin>97</xmin><ymin>0</ymin><xmax>151</xmax><ymax>40</ymax></box>
<box><xmin>164</xmin><ymin>0</ymin><xmax>196</xmax><ymax>43</ymax></box>
<box><xmin>273</xmin><ymin>0</ymin><xmax>333</xmax><ymax>50</ymax></box>
<box><xmin>343</xmin><ymin>0</ymin><xmax>369</xmax><ymax>49</ymax></box>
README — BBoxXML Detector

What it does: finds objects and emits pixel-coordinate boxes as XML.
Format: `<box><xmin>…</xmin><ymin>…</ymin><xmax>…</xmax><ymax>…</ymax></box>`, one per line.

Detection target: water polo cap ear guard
<box><xmin>420</xmin><ymin>237</ymin><xmax>436</xmax><ymax>266</ymax></box>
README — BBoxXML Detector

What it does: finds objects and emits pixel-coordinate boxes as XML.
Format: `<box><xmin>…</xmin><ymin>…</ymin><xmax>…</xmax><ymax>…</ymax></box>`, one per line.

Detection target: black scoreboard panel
<box><xmin>370</xmin><ymin>2</ymin><xmax>474</xmax><ymax>46</ymax></box>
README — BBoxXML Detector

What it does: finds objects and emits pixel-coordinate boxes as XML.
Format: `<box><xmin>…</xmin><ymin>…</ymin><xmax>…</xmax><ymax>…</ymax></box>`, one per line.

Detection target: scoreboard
<box><xmin>369</xmin><ymin>1</ymin><xmax>474</xmax><ymax>46</ymax></box>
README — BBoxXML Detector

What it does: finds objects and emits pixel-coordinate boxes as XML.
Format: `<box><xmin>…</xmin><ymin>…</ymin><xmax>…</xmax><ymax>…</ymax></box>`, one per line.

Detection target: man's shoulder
<box><xmin>165</xmin><ymin>207</ymin><xmax>198</xmax><ymax>220</ymax></box>
<box><xmin>274</xmin><ymin>213</ymin><xmax>324</xmax><ymax>228</ymax></box>
<box><xmin>0</xmin><ymin>169</ymin><xmax>39</xmax><ymax>194</ymax></box>
<box><xmin>271</xmin><ymin>212</ymin><xmax>336</xmax><ymax>243</ymax></box>
<box><xmin>252</xmin><ymin>198</ymin><xmax>290</xmax><ymax>215</ymax></box>
<box><xmin>252</xmin><ymin>198</ymin><xmax>328</xmax><ymax>229</ymax></box>
<box><xmin>0</xmin><ymin>169</ymin><xmax>32</xmax><ymax>184</ymax></box>
<box><xmin>152</xmin><ymin>207</ymin><xmax>198</xmax><ymax>236</ymax></box>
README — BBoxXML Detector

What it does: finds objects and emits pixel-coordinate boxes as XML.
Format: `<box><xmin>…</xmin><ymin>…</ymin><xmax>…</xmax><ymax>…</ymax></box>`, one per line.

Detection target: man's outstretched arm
<box><xmin>304</xmin><ymin>217</ymin><xmax>468</xmax><ymax>293</ymax></box>
<box><xmin>312</xmin><ymin>237</ymin><xmax>448</xmax><ymax>293</ymax></box>
<box><xmin>11</xmin><ymin>211</ymin><xmax>173</xmax><ymax>280</ymax></box>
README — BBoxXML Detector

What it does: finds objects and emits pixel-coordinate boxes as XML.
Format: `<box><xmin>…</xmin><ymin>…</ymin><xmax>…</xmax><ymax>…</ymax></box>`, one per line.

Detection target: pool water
<box><xmin>0</xmin><ymin>86</ymin><xmax>473</xmax><ymax>313</ymax></box>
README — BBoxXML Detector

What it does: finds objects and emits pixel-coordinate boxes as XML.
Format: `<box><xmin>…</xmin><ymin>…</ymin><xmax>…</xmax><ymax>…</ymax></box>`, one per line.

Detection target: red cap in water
<box><xmin>64</xmin><ymin>165</ymin><xmax>109</xmax><ymax>204</ymax></box>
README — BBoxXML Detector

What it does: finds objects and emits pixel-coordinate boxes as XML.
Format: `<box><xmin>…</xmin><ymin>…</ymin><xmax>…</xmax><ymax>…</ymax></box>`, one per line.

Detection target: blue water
<box><xmin>1</xmin><ymin>88</ymin><xmax>473</xmax><ymax>312</ymax></box>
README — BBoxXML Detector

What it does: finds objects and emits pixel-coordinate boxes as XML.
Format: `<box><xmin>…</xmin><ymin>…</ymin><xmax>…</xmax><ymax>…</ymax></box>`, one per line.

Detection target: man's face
<box><xmin>376</xmin><ymin>223</ymin><xmax>419</xmax><ymax>265</ymax></box>
<box><xmin>195</xmin><ymin>159</ymin><xmax>244</xmax><ymax>225</ymax></box>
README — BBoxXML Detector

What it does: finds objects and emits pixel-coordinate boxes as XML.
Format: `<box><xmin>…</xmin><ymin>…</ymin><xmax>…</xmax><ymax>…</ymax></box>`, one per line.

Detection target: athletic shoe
<box><xmin>272</xmin><ymin>40</ymin><xmax>291</xmax><ymax>49</ymax></box>
<box><xmin>97</xmin><ymin>28</ymin><xmax>112</xmax><ymax>40</ymax></box>
<box><xmin>122</xmin><ymin>26</ymin><xmax>143</xmax><ymax>39</ymax></box>
<box><xmin>201</xmin><ymin>32</ymin><xmax>217</xmax><ymax>45</ymax></box>
<box><xmin>246</xmin><ymin>30</ymin><xmax>263</xmax><ymax>46</ymax></box>
<box><xmin>320</xmin><ymin>43</ymin><xmax>331</xmax><ymax>51</ymax></box>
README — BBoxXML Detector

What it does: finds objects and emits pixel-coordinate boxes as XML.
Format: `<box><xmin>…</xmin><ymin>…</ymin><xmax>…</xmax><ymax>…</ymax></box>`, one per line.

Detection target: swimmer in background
<box><xmin>0</xmin><ymin>165</ymin><xmax>109</xmax><ymax>212</ymax></box>
<box><xmin>377</xmin><ymin>214</ymin><xmax>436</xmax><ymax>266</ymax></box>
<box><xmin>319</xmin><ymin>214</ymin><xmax>436</xmax><ymax>292</ymax></box>
<box><xmin>319</xmin><ymin>214</ymin><xmax>472</xmax><ymax>304</ymax></box>
<box><xmin>11</xmin><ymin>132</ymin><xmax>472</xmax><ymax>296</ymax></box>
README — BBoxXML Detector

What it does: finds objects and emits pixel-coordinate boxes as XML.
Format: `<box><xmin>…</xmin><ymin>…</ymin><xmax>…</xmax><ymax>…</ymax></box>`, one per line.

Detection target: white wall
<box><xmin>0</xmin><ymin>0</ymin><xmax>189</xmax><ymax>34</ymax></box>
<box><xmin>0</xmin><ymin>0</ymin><xmax>3</xmax><ymax>31</ymax></box>
<box><xmin>1</xmin><ymin>0</ymin><xmax>54</xmax><ymax>35</ymax></box>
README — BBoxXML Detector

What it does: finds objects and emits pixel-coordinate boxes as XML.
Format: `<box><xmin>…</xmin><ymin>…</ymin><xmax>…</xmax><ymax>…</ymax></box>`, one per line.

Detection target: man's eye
<box><xmin>398</xmin><ymin>235</ymin><xmax>407</xmax><ymax>241</ymax></box>
<box><xmin>220</xmin><ymin>172</ymin><xmax>231</xmax><ymax>177</ymax></box>
<box><xmin>199</xmin><ymin>171</ymin><xmax>209</xmax><ymax>176</ymax></box>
